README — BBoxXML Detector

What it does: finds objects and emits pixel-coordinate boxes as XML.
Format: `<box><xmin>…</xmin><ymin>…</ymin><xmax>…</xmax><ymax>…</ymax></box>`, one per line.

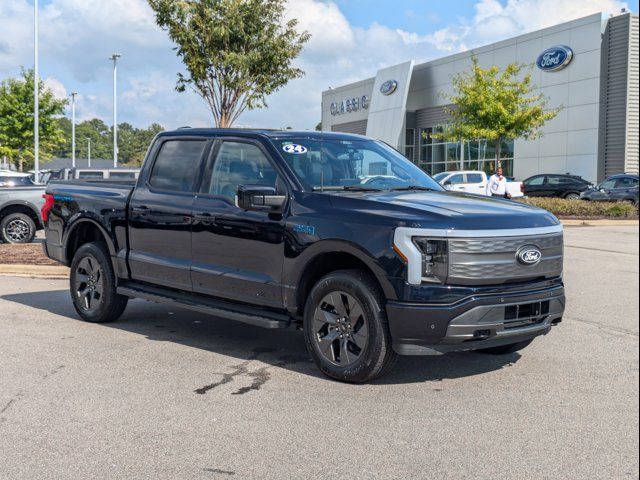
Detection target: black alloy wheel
<box><xmin>312</xmin><ymin>291</ymin><xmax>369</xmax><ymax>367</ymax></box>
<box><xmin>73</xmin><ymin>254</ymin><xmax>104</xmax><ymax>312</ymax></box>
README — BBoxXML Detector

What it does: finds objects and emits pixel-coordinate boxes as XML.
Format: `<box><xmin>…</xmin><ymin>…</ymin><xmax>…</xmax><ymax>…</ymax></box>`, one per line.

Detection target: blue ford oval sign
<box><xmin>536</xmin><ymin>45</ymin><xmax>573</xmax><ymax>72</ymax></box>
<box><xmin>380</xmin><ymin>79</ymin><xmax>398</xmax><ymax>96</ymax></box>
<box><xmin>516</xmin><ymin>245</ymin><xmax>542</xmax><ymax>266</ymax></box>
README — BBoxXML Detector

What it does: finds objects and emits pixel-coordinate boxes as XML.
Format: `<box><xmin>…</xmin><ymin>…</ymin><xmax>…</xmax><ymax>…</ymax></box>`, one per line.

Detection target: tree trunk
<box><xmin>18</xmin><ymin>156</ymin><xmax>23</xmax><ymax>172</ymax></box>
<box><xmin>218</xmin><ymin>112</ymin><xmax>231</xmax><ymax>128</ymax></box>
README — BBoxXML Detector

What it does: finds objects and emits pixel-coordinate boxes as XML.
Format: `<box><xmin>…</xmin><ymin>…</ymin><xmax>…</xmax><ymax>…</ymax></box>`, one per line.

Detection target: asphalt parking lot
<box><xmin>0</xmin><ymin>226</ymin><xmax>638</xmax><ymax>480</ymax></box>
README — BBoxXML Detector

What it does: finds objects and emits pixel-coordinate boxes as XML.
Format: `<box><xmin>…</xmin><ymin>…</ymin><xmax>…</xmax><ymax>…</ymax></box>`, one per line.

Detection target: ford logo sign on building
<box><xmin>536</xmin><ymin>45</ymin><xmax>573</xmax><ymax>72</ymax></box>
<box><xmin>516</xmin><ymin>246</ymin><xmax>543</xmax><ymax>266</ymax></box>
<box><xmin>380</xmin><ymin>80</ymin><xmax>398</xmax><ymax>95</ymax></box>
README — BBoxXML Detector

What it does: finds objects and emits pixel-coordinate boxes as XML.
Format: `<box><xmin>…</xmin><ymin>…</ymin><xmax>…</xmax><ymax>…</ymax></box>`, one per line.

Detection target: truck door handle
<box><xmin>132</xmin><ymin>206</ymin><xmax>149</xmax><ymax>214</ymax></box>
<box><xmin>194</xmin><ymin>212</ymin><xmax>216</xmax><ymax>224</ymax></box>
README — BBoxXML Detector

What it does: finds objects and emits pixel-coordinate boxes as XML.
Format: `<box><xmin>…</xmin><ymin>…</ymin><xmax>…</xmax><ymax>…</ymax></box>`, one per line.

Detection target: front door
<box><xmin>190</xmin><ymin>139</ymin><xmax>287</xmax><ymax>308</ymax></box>
<box><xmin>128</xmin><ymin>137</ymin><xmax>210</xmax><ymax>291</ymax></box>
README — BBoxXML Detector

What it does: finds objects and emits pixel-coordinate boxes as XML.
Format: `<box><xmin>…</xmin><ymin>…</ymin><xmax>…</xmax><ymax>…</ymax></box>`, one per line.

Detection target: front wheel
<box><xmin>476</xmin><ymin>339</ymin><xmax>533</xmax><ymax>355</ymax></box>
<box><xmin>70</xmin><ymin>242</ymin><xmax>128</xmax><ymax>323</ymax></box>
<box><xmin>564</xmin><ymin>192</ymin><xmax>581</xmax><ymax>200</ymax></box>
<box><xmin>303</xmin><ymin>269</ymin><xmax>397</xmax><ymax>383</ymax></box>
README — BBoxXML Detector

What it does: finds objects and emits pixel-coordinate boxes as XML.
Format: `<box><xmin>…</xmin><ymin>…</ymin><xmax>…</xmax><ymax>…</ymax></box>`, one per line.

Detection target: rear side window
<box><xmin>149</xmin><ymin>140</ymin><xmax>206</xmax><ymax>192</ymax></box>
<box><xmin>547</xmin><ymin>176</ymin><xmax>573</xmax><ymax>185</ymax></box>
<box><xmin>615</xmin><ymin>177</ymin><xmax>638</xmax><ymax>188</ymax></box>
<box><xmin>77</xmin><ymin>171</ymin><xmax>105</xmax><ymax>179</ymax></box>
<box><xmin>467</xmin><ymin>173</ymin><xmax>483</xmax><ymax>183</ymax></box>
<box><xmin>110</xmin><ymin>171</ymin><xmax>137</xmax><ymax>180</ymax></box>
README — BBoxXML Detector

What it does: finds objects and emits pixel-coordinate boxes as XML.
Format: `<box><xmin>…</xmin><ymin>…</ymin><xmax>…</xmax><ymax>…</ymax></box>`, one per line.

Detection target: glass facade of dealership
<box><xmin>322</xmin><ymin>12</ymin><xmax>639</xmax><ymax>183</ymax></box>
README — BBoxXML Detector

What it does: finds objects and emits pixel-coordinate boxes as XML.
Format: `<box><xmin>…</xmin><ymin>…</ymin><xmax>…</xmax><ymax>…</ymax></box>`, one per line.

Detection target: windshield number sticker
<box><xmin>283</xmin><ymin>144</ymin><xmax>308</xmax><ymax>154</ymax></box>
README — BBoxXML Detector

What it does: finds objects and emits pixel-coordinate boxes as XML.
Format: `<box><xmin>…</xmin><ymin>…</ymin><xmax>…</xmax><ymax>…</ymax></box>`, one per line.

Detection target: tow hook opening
<box><xmin>551</xmin><ymin>317</ymin><xmax>562</xmax><ymax>326</ymax></box>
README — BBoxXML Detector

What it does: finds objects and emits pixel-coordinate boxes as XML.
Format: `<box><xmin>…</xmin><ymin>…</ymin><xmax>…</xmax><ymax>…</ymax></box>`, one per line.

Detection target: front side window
<box><xmin>526</xmin><ymin>176</ymin><xmax>545</xmax><ymax>186</ymax></box>
<box><xmin>599</xmin><ymin>179</ymin><xmax>617</xmax><ymax>190</ymax></box>
<box><xmin>205</xmin><ymin>141</ymin><xmax>278</xmax><ymax>202</ymax></box>
<box><xmin>448</xmin><ymin>174</ymin><xmax>465</xmax><ymax>184</ymax></box>
<box><xmin>271</xmin><ymin>137</ymin><xmax>442</xmax><ymax>192</ymax></box>
<box><xmin>149</xmin><ymin>140</ymin><xmax>207</xmax><ymax>192</ymax></box>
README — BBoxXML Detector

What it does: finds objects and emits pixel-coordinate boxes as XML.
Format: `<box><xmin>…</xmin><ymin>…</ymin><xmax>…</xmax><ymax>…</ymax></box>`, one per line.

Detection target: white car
<box><xmin>0</xmin><ymin>170</ymin><xmax>36</xmax><ymax>188</ymax></box>
<box><xmin>433</xmin><ymin>170</ymin><xmax>524</xmax><ymax>198</ymax></box>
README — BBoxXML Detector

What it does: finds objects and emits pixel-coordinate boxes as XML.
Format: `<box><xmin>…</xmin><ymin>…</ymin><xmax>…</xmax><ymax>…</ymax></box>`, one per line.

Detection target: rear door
<box><xmin>128</xmin><ymin>137</ymin><xmax>210</xmax><ymax>291</ymax></box>
<box><xmin>610</xmin><ymin>176</ymin><xmax>639</xmax><ymax>200</ymax></box>
<box><xmin>190</xmin><ymin>138</ymin><xmax>287</xmax><ymax>308</ymax></box>
<box><xmin>465</xmin><ymin>172</ymin><xmax>486</xmax><ymax>195</ymax></box>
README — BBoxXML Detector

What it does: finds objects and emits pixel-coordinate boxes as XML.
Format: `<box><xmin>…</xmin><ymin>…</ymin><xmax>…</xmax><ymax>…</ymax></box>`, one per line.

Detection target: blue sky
<box><xmin>1</xmin><ymin>0</ymin><xmax>637</xmax><ymax>132</ymax></box>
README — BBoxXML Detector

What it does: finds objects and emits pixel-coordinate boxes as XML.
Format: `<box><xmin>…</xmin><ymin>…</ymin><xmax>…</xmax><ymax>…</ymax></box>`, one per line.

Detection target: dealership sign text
<box><xmin>330</xmin><ymin>95</ymin><xmax>369</xmax><ymax>116</ymax></box>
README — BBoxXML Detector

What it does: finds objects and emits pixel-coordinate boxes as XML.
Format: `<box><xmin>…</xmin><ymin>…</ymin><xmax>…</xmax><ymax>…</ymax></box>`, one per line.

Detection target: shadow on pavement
<box><xmin>2</xmin><ymin>289</ymin><xmax>522</xmax><ymax>385</ymax></box>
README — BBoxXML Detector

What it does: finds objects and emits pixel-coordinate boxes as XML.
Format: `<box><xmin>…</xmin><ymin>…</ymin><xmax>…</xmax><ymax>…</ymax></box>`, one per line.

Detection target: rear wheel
<box><xmin>0</xmin><ymin>213</ymin><xmax>36</xmax><ymax>243</ymax></box>
<box><xmin>303</xmin><ymin>269</ymin><xmax>396</xmax><ymax>383</ymax></box>
<box><xmin>70</xmin><ymin>242</ymin><xmax>128</xmax><ymax>323</ymax></box>
<box><xmin>476</xmin><ymin>339</ymin><xmax>533</xmax><ymax>355</ymax></box>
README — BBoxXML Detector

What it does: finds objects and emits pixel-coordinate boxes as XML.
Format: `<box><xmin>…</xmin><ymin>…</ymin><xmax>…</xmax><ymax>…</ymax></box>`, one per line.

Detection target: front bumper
<box><xmin>387</xmin><ymin>283</ymin><xmax>564</xmax><ymax>355</ymax></box>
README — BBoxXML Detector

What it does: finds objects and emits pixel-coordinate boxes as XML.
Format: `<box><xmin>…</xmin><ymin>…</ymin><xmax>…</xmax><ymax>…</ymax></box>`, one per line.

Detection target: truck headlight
<box><xmin>412</xmin><ymin>238</ymin><xmax>448</xmax><ymax>283</ymax></box>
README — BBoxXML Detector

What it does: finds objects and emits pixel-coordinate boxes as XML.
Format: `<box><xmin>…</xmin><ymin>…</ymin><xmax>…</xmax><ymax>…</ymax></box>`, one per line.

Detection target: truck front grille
<box><xmin>447</xmin><ymin>232</ymin><xmax>563</xmax><ymax>285</ymax></box>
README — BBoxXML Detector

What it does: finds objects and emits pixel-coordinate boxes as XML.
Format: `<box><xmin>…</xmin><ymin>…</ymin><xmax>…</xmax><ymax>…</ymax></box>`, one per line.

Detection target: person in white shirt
<box><xmin>486</xmin><ymin>167</ymin><xmax>511</xmax><ymax>198</ymax></box>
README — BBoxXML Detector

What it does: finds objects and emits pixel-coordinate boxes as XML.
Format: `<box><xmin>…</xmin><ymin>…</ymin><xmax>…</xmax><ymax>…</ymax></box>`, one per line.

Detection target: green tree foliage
<box><xmin>0</xmin><ymin>68</ymin><xmax>67</xmax><ymax>171</ymax></box>
<box><xmin>434</xmin><ymin>56</ymin><xmax>560</xmax><ymax>165</ymax></box>
<box><xmin>148</xmin><ymin>0</ymin><xmax>310</xmax><ymax>127</ymax></box>
<box><xmin>53</xmin><ymin>119</ymin><xmax>164</xmax><ymax>166</ymax></box>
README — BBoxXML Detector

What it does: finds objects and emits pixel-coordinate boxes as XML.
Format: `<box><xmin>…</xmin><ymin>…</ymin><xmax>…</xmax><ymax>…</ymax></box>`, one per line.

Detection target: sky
<box><xmin>0</xmin><ymin>0</ymin><xmax>638</xmax><ymax>131</ymax></box>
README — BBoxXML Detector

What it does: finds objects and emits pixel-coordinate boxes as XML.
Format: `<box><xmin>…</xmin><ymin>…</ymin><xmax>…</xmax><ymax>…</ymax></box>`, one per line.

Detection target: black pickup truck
<box><xmin>42</xmin><ymin>129</ymin><xmax>565</xmax><ymax>382</ymax></box>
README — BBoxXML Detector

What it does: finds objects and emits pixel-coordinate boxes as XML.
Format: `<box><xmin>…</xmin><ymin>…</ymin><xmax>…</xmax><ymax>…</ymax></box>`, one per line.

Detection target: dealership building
<box><xmin>321</xmin><ymin>12</ymin><xmax>638</xmax><ymax>182</ymax></box>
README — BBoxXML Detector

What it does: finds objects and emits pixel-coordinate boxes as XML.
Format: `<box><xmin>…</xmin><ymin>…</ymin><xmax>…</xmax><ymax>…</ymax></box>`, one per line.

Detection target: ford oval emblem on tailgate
<box><xmin>516</xmin><ymin>245</ymin><xmax>542</xmax><ymax>266</ymax></box>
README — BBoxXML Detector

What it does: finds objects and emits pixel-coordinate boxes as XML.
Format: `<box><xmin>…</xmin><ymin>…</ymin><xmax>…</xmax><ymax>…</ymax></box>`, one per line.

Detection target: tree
<box><xmin>148</xmin><ymin>0</ymin><xmax>310</xmax><ymax>127</ymax></box>
<box><xmin>0</xmin><ymin>69</ymin><xmax>67</xmax><ymax>171</ymax></box>
<box><xmin>433</xmin><ymin>56</ymin><xmax>560</xmax><ymax>167</ymax></box>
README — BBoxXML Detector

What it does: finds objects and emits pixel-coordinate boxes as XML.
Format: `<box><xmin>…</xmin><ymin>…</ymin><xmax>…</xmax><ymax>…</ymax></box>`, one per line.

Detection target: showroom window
<box><xmin>417</xmin><ymin>125</ymin><xmax>514</xmax><ymax>177</ymax></box>
<box><xmin>405</xmin><ymin>128</ymin><xmax>415</xmax><ymax>162</ymax></box>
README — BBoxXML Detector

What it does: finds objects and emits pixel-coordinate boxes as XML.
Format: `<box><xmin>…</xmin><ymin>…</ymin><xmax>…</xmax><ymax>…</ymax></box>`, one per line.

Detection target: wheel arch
<box><xmin>0</xmin><ymin>201</ymin><xmax>43</xmax><ymax>230</ymax></box>
<box><xmin>64</xmin><ymin>218</ymin><xmax>116</xmax><ymax>264</ymax></box>
<box><xmin>291</xmin><ymin>241</ymin><xmax>396</xmax><ymax>317</ymax></box>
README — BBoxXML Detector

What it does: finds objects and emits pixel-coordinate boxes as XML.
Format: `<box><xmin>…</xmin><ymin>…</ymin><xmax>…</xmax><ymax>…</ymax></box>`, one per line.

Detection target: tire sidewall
<box><xmin>1</xmin><ymin>213</ymin><xmax>36</xmax><ymax>244</ymax></box>
<box><xmin>70</xmin><ymin>242</ymin><xmax>120</xmax><ymax>323</ymax></box>
<box><xmin>303</xmin><ymin>271</ymin><xmax>389</xmax><ymax>383</ymax></box>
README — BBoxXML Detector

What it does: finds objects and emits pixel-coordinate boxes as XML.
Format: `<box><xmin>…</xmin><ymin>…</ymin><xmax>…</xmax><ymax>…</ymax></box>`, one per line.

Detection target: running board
<box><xmin>117</xmin><ymin>281</ymin><xmax>291</xmax><ymax>329</ymax></box>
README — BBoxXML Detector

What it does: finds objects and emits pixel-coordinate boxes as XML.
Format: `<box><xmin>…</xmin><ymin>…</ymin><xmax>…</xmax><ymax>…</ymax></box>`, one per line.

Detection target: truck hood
<box><xmin>327</xmin><ymin>190</ymin><xmax>559</xmax><ymax>230</ymax></box>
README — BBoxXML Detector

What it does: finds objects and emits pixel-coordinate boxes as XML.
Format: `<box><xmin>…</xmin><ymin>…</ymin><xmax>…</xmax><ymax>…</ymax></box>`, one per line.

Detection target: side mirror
<box><xmin>237</xmin><ymin>185</ymin><xmax>286</xmax><ymax>211</ymax></box>
<box><xmin>443</xmin><ymin>180</ymin><xmax>452</xmax><ymax>186</ymax></box>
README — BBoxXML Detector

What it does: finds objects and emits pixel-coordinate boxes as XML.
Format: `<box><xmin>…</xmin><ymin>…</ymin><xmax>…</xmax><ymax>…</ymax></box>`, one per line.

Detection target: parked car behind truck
<box><xmin>580</xmin><ymin>174</ymin><xmax>639</xmax><ymax>205</ymax></box>
<box><xmin>433</xmin><ymin>170</ymin><xmax>524</xmax><ymax>198</ymax></box>
<box><xmin>0</xmin><ymin>184</ymin><xmax>45</xmax><ymax>243</ymax></box>
<box><xmin>42</xmin><ymin>129</ymin><xmax>565</xmax><ymax>382</ymax></box>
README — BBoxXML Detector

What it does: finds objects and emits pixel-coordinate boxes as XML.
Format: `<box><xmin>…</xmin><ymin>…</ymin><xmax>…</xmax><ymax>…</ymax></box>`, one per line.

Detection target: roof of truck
<box><xmin>158</xmin><ymin>128</ymin><xmax>370</xmax><ymax>141</ymax></box>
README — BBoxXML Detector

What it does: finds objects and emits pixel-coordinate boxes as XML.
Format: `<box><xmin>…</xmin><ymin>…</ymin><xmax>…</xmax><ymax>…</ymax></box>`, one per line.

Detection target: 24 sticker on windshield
<box><xmin>282</xmin><ymin>144</ymin><xmax>308</xmax><ymax>154</ymax></box>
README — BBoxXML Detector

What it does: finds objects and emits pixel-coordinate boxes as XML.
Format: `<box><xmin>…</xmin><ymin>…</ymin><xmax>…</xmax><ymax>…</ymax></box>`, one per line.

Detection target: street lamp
<box><xmin>34</xmin><ymin>0</ymin><xmax>39</xmax><ymax>180</ymax></box>
<box><xmin>109</xmin><ymin>53</ymin><xmax>121</xmax><ymax>168</ymax></box>
<box><xmin>70</xmin><ymin>92</ymin><xmax>77</xmax><ymax>168</ymax></box>
<box><xmin>86</xmin><ymin>138</ymin><xmax>91</xmax><ymax>167</ymax></box>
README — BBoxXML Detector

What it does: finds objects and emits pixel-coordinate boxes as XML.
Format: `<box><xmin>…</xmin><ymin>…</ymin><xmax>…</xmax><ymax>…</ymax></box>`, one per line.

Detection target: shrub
<box><xmin>516</xmin><ymin>197</ymin><xmax>639</xmax><ymax>219</ymax></box>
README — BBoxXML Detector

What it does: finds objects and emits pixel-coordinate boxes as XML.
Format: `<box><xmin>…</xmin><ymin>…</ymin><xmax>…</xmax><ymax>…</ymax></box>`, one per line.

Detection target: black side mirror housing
<box><xmin>237</xmin><ymin>185</ymin><xmax>286</xmax><ymax>211</ymax></box>
<box><xmin>443</xmin><ymin>180</ymin><xmax>452</xmax><ymax>186</ymax></box>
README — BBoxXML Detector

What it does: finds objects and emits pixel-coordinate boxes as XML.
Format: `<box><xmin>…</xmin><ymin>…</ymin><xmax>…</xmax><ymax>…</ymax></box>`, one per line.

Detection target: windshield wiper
<box><xmin>389</xmin><ymin>185</ymin><xmax>437</xmax><ymax>192</ymax></box>
<box><xmin>312</xmin><ymin>185</ymin><xmax>382</xmax><ymax>192</ymax></box>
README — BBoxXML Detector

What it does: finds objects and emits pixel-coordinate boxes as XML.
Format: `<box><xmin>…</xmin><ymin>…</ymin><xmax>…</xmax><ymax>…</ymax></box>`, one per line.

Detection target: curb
<box><xmin>561</xmin><ymin>219</ymin><xmax>639</xmax><ymax>226</ymax></box>
<box><xmin>0</xmin><ymin>264</ymin><xmax>69</xmax><ymax>279</ymax></box>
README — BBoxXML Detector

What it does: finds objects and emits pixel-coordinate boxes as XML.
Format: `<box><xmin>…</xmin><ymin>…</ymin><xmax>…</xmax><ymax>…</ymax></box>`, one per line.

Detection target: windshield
<box><xmin>271</xmin><ymin>137</ymin><xmax>443</xmax><ymax>192</ymax></box>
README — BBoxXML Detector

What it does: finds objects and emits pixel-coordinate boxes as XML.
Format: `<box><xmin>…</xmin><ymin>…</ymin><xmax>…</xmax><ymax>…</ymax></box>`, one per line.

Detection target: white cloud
<box><xmin>43</xmin><ymin>76</ymin><xmax>67</xmax><ymax>100</ymax></box>
<box><xmin>0</xmin><ymin>0</ymin><xmax>632</xmax><ymax>131</ymax></box>
<box><xmin>425</xmin><ymin>0</ymin><xmax>629</xmax><ymax>52</ymax></box>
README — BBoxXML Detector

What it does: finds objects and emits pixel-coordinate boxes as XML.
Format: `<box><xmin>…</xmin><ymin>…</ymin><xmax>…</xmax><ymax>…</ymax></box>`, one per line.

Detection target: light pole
<box><xmin>87</xmin><ymin>138</ymin><xmax>91</xmax><ymax>167</ymax></box>
<box><xmin>34</xmin><ymin>0</ymin><xmax>39</xmax><ymax>179</ymax></box>
<box><xmin>109</xmin><ymin>53</ymin><xmax>121</xmax><ymax>168</ymax></box>
<box><xmin>70</xmin><ymin>92</ymin><xmax>77</xmax><ymax>168</ymax></box>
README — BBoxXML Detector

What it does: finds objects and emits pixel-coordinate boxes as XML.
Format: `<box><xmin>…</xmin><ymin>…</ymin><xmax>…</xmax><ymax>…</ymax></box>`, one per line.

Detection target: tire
<box><xmin>69</xmin><ymin>242</ymin><xmax>128</xmax><ymax>323</ymax></box>
<box><xmin>303</xmin><ymin>269</ymin><xmax>397</xmax><ymax>383</ymax></box>
<box><xmin>476</xmin><ymin>339</ymin><xmax>533</xmax><ymax>355</ymax></box>
<box><xmin>0</xmin><ymin>213</ymin><xmax>36</xmax><ymax>244</ymax></box>
<box><xmin>564</xmin><ymin>192</ymin><xmax>581</xmax><ymax>200</ymax></box>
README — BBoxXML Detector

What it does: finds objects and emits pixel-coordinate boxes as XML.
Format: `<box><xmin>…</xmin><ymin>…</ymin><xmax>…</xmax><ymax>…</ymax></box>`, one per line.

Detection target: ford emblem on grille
<box><xmin>516</xmin><ymin>245</ymin><xmax>542</xmax><ymax>266</ymax></box>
